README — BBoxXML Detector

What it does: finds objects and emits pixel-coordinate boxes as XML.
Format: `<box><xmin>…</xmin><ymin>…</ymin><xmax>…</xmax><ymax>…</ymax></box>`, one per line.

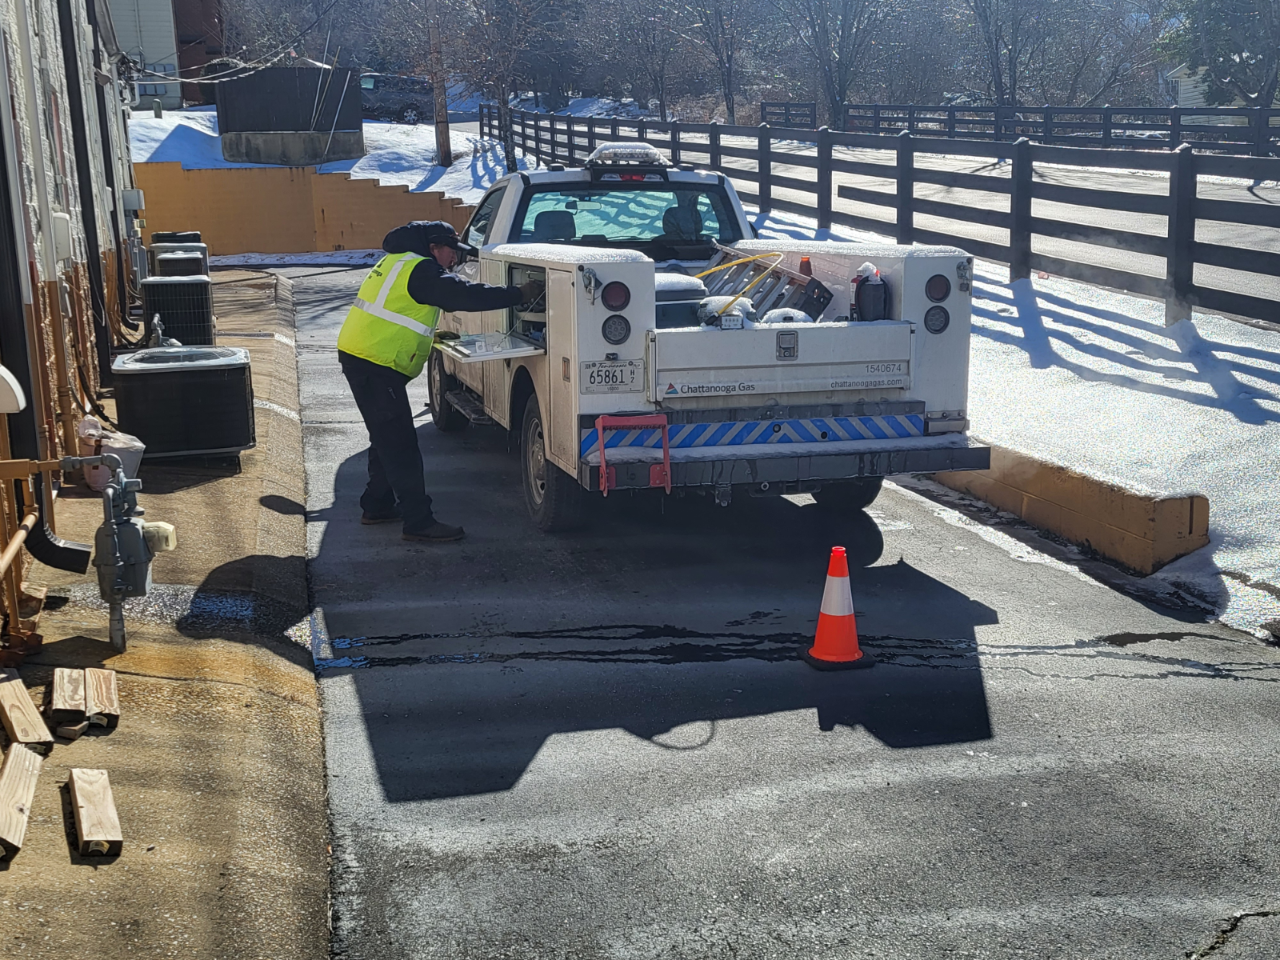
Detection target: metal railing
<box><xmin>481</xmin><ymin>104</ymin><xmax>1280</xmax><ymax>326</ymax></box>
<box><xmin>842</xmin><ymin>104</ymin><xmax>1280</xmax><ymax>156</ymax></box>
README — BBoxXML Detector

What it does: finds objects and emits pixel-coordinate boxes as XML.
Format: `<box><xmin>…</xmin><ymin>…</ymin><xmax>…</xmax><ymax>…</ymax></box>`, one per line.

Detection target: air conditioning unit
<box><xmin>155</xmin><ymin>251</ymin><xmax>204</xmax><ymax>276</ymax></box>
<box><xmin>149</xmin><ymin>241</ymin><xmax>209</xmax><ymax>274</ymax></box>
<box><xmin>150</xmin><ymin>230</ymin><xmax>201</xmax><ymax>244</ymax></box>
<box><xmin>140</xmin><ymin>276</ymin><xmax>215</xmax><ymax>345</ymax></box>
<box><xmin>112</xmin><ymin>346</ymin><xmax>255</xmax><ymax>458</ymax></box>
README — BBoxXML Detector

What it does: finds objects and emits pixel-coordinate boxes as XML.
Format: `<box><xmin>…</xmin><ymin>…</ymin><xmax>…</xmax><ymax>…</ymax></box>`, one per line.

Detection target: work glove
<box><xmin>518</xmin><ymin>280</ymin><xmax>545</xmax><ymax>304</ymax></box>
<box><xmin>434</xmin><ymin>330</ymin><xmax>460</xmax><ymax>341</ymax></box>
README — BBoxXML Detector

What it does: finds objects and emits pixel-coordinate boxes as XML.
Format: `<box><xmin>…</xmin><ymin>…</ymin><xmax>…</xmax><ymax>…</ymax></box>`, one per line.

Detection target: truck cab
<box><xmin>431</xmin><ymin>143</ymin><xmax>989</xmax><ymax>531</ymax></box>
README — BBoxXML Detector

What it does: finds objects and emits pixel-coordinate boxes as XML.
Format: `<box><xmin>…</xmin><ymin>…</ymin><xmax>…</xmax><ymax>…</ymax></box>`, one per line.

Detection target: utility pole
<box><xmin>425</xmin><ymin>0</ymin><xmax>452</xmax><ymax>167</ymax></box>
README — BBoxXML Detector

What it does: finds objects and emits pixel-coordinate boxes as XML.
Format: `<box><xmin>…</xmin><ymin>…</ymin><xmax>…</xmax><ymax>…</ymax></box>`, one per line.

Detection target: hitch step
<box><xmin>444</xmin><ymin>390</ymin><xmax>493</xmax><ymax>425</ymax></box>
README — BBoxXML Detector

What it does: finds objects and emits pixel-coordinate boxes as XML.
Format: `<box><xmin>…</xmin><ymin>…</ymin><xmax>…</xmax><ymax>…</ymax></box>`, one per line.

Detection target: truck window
<box><xmin>511</xmin><ymin>184</ymin><xmax>741</xmax><ymax>254</ymax></box>
<box><xmin>360</xmin><ymin>76</ymin><xmax>375</xmax><ymax>90</ymax></box>
<box><xmin>465</xmin><ymin>186</ymin><xmax>506</xmax><ymax>248</ymax></box>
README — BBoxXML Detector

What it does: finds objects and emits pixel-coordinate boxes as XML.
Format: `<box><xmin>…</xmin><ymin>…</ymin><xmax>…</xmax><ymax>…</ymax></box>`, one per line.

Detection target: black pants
<box><xmin>339</xmin><ymin>351</ymin><xmax>434</xmax><ymax>531</ymax></box>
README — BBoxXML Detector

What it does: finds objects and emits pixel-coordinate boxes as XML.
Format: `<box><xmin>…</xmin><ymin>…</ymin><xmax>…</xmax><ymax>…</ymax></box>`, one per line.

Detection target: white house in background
<box><xmin>105</xmin><ymin>0</ymin><xmax>183</xmax><ymax>109</ymax></box>
<box><xmin>1165</xmin><ymin>63</ymin><xmax>1280</xmax><ymax>115</ymax></box>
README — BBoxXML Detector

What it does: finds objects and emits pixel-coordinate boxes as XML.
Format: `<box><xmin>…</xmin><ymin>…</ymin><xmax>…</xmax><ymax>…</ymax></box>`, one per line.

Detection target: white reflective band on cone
<box><xmin>819</xmin><ymin>575</ymin><xmax>855</xmax><ymax>617</ymax></box>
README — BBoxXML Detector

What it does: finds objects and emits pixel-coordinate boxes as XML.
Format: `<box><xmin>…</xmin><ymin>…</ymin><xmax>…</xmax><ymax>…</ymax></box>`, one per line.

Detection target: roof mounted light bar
<box><xmin>585</xmin><ymin>142</ymin><xmax>670</xmax><ymax>181</ymax></box>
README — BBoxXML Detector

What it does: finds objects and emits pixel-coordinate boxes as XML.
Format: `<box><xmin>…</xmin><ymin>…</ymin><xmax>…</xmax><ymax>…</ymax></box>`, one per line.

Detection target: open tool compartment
<box><xmin>508</xmin><ymin>263</ymin><xmax>547</xmax><ymax>344</ymax></box>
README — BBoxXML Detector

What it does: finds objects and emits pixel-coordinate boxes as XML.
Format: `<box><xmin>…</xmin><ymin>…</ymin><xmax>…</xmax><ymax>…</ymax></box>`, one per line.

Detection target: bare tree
<box><xmin>678</xmin><ymin>0</ymin><xmax>756</xmax><ymax>122</ymax></box>
<box><xmin>769</xmin><ymin>0</ymin><xmax>880</xmax><ymax>128</ymax></box>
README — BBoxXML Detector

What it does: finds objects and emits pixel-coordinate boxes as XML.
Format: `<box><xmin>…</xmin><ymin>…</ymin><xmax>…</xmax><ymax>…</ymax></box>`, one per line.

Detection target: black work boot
<box><xmin>403</xmin><ymin>521</ymin><xmax>466</xmax><ymax>542</ymax></box>
<box><xmin>361</xmin><ymin>506</ymin><xmax>402</xmax><ymax>525</ymax></box>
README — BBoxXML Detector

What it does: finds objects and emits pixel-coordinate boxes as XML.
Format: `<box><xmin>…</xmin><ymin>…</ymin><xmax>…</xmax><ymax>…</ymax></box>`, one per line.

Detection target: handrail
<box><xmin>0</xmin><ymin>512</ymin><xmax>38</xmax><ymax>577</ymax></box>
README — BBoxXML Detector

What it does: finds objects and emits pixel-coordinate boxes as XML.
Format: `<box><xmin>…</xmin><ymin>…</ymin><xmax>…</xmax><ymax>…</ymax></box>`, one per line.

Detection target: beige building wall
<box><xmin>134</xmin><ymin>162</ymin><xmax>477</xmax><ymax>254</ymax></box>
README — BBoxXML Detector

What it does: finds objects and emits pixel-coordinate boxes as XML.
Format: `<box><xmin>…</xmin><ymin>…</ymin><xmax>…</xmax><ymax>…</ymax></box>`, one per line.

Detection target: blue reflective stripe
<box><xmin>791</xmin><ymin>420</ymin><xmax>818</xmax><ymax>442</ymax></box>
<box><xmin>725</xmin><ymin>423</ymin><xmax>752</xmax><ymax>445</ymax></box>
<box><xmin>704</xmin><ymin>422</ymin><xmax>736</xmax><ymax>446</ymax></box>
<box><xmin>680</xmin><ymin>423</ymin><xmax>710</xmax><ymax>447</ymax></box>
<box><xmin>906</xmin><ymin>414</ymin><xmax>925</xmax><ymax>434</ymax></box>
<box><xmin>580</xmin><ymin>430</ymin><xmax>598</xmax><ymax>458</ymax></box>
<box><xmin>863</xmin><ymin>418</ymin><xmax>889</xmax><ymax>439</ymax></box>
<box><xmin>885</xmin><ymin>416</ymin><xmax>912</xmax><ymax>438</ymax></box>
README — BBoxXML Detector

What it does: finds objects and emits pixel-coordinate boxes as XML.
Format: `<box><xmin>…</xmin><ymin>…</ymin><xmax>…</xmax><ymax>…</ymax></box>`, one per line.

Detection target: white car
<box><xmin>432</xmin><ymin>143</ymin><xmax>989</xmax><ymax>531</ymax></box>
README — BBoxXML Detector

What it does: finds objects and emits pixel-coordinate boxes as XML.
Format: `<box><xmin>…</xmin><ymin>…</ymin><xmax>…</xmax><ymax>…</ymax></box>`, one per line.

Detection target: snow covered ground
<box><xmin>508</xmin><ymin>95</ymin><xmax>649</xmax><ymax>118</ymax></box>
<box><xmin>129</xmin><ymin>108</ymin><xmax>531</xmax><ymax>204</ymax></box>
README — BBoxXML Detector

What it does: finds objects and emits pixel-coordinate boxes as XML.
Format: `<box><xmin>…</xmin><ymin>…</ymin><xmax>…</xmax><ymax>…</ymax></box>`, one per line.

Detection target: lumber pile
<box><xmin>0</xmin><ymin>665</ymin><xmax>124</xmax><ymax>861</ymax></box>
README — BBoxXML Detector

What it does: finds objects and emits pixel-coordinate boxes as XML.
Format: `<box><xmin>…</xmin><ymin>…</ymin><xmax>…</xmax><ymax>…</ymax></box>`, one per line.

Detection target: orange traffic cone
<box><xmin>802</xmin><ymin>546</ymin><xmax>874</xmax><ymax>670</ymax></box>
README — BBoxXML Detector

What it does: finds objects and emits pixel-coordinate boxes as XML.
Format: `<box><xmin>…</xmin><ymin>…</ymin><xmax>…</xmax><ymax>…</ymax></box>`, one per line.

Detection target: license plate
<box><xmin>580</xmin><ymin>360</ymin><xmax>644</xmax><ymax>394</ymax></box>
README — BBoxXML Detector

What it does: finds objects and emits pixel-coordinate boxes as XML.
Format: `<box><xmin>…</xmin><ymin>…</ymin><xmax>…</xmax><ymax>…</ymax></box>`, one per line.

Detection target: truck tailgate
<box><xmin>652</xmin><ymin>322</ymin><xmax>912</xmax><ymax>401</ymax></box>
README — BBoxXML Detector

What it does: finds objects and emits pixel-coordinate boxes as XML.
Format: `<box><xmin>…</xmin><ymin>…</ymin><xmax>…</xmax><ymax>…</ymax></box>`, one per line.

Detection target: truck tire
<box><xmin>814</xmin><ymin>476</ymin><xmax>884</xmax><ymax>512</ymax></box>
<box><xmin>427</xmin><ymin>350</ymin><xmax>468</xmax><ymax>433</ymax></box>
<box><xmin>521</xmin><ymin>393</ymin><xmax>584</xmax><ymax>532</ymax></box>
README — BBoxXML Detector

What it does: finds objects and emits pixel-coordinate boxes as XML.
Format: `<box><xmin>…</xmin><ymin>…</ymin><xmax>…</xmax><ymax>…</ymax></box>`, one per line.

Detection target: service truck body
<box><xmin>432</xmin><ymin>146</ymin><xmax>988</xmax><ymax>528</ymax></box>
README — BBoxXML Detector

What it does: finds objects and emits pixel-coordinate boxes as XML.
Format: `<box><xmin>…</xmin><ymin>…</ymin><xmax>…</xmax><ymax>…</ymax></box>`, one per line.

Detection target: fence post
<box><xmin>1169</xmin><ymin>107</ymin><xmax>1181</xmax><ymax>148</ymax></box>
<box><xmin>533</xmin><ymin>113</ymin><xmax>543</xmax><ymax>164</ymax></box>
<box><xmin>947</xmin><ymin>107</ymin><xmax>956</xmax><ymax>138</ymax></box>
<box><xmin>994</xmin><ymin>105</ymin><xmax>1006</xmax><ymax>141</ymax></box>
<box><xmin>817</xmin><ymin>125</ymin><xmax>832</xmax><ymax>230</ymax></box>
<box><xmin>1043</xmin><ymin>106</ymin><xmax>1053</xmax><ymax>145</ymax></box>
<box><xmin>637</xmin><ymin>117</ymin><xmax>647</xmax><ymax>144</ymax></box>
<box><xmin>1009</xmin><ymin>137</ymin><xmax>1032</xmax><ymax>281</ymax></box>
<box><xmin>611</xmin><ymin>119</ymin><xmax>619</xmax><ymax>141</ymax></box>
<box><xmin>1253</xmin><ymin>108</ymin><xmax>1268</xmax><ymax>157</ymax></box>
<box><xmin>1165</xmin><ymin>143</ymin><xmax>1195</xmax><ymax>326</ymax></box>
<box><xmin>873</xmin><ymin>105</ymin><xmax>881</xmax><ymax>135</ymax></box>
<box><xmin>895</xmin><ymin>130</ymin><xmax>914</xmax><ymax>244</ymax></box>
<box><xmin>670</xmin><ymin>119</ymin><xmax>681</xmax><ymax>164</ymax></box>
<box><xmin>709</xmin><ymin>121</ymin><xmax>721</xmax><ymax>168</ymax></box>
<box><xmin>1102</xmin><ymin>106</ymin><xmax>1113</xmax><ymax>148</ymax></box>
<box><xmin>587</xmin><ymin>117</ymin><xmax>596</xmax><ymax>152</ymax></box>
<box><xmin>758</xmin><ymin>123</ymin><xmax>772</xmax><ymax>214</ymax></box>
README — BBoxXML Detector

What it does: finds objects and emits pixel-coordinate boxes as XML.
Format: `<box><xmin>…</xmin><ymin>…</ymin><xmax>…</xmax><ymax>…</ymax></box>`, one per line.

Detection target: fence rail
<box><xmin>842</xmin><ymin>104</ymin><xmax>1280</xmax><ymax>156</ymax></box>
<box><xmin>760</xmin><ymin>101</ymin><xmax>816</xmax><ymax>129</ymax></box>
<box><xmin>481</xmin><ymin>104</ymin><xmax>1280</xmax><ymax>327</ymax></box>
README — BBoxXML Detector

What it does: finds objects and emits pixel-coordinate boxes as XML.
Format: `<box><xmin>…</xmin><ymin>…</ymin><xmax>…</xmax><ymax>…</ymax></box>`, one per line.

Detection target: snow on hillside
<box><xmin>508</xmin><ymin>95</ymin><xmax>649</xmax><ymax>118</ymax></box>
<box><xmin>129</xmin><ymin>109</ymin><xmax>533</xmax><ymax>204</ymax></box>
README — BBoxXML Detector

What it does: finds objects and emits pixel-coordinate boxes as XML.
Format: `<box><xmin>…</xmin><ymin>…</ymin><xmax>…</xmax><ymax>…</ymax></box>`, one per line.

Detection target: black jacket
<box><xmin>382</xmin><ymin>224</ymin><xmax>523</xmax><ymax>313</ymax></box>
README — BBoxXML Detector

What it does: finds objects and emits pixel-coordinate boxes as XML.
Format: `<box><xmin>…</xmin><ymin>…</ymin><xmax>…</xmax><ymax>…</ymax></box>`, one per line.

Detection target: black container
<box><xmin>141</xmin><ymin>276</ymin><xmax>215</xmax><ymax>345</ymax></box>
<box><xmin>149</xmin><ymin>241</ymin><xmax>209</xmax><ymax>275</ymax></box>
<box><xmin>155</xmin><ymin>252</ymin><xmax>205</xmax><ymax>276</ymax></box>
<box><xmin>150</xmin><ymin>230</ymin><xmax>202</xmax><ymax>244</ymax></box>
<box><xmin>112</xmin><ymin>346</ymin><xmax>255</xmax><ymax>457</ymax></box>
<box><xmin>854</xmin><ymin>275</ymin><xmax>888</xmax><ymax>322</ymax></box>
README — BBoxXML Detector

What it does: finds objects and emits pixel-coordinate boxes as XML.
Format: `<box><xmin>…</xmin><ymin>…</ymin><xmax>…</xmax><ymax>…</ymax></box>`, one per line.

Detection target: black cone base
<box><xmin>801</xmin><ymin>647</ymin><xmax>875</xmax><ymax>671</ymax></box>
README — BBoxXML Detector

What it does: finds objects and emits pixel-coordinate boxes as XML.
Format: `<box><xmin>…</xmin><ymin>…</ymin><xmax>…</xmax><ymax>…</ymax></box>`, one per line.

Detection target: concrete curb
<box><xmin>934</xmin><ymin>444</ymin><xmax>1210</xmax><ymax>576</ymax></box>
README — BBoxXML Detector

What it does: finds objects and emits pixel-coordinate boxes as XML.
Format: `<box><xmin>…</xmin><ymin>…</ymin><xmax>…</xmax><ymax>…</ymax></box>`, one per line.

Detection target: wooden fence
<box><xmin>842</xmin><ymin>104</ymin><xmax>1280</xmax><ymax>156</ymax></box>
<box><xmin>760</xmin><ymin>102</ymin><xmax>816</xmax><ymax>129</ymax></box>
<box><xmin>482</xmin><ymin>104</ymin><xmax>1280</xmax><ymax>326</ymax></box>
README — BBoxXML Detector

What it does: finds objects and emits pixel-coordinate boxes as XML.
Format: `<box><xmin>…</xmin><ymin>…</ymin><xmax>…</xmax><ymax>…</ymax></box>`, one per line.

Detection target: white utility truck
<box><xmin>431</xmin><ymin>143</ymin><xmax>989</xmax><ymax>531</ymax></box>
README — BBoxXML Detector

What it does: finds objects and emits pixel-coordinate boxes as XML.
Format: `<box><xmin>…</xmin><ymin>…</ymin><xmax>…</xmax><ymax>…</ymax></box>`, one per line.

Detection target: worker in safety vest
<box><xmin>337</xmin><ymin>220</ymin><xmax>541</xmax><ymax>542</ymax></box>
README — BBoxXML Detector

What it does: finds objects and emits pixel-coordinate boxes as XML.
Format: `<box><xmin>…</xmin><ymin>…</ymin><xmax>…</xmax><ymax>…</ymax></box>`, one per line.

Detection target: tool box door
<box><xmin>434</xmin><ymin>331</ymin><xmax>546</xmax><ymax>363</ymax></box>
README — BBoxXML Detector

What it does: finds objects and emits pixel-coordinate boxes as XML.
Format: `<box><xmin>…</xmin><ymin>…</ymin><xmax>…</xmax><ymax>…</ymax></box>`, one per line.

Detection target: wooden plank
<box><xmin>0</xmin><ymin>668</ymin><xmax>53</xmax><ymax>749</ymax></box>
<box><xmin>912</xmin><ymin>166</ymin><xmax>1012</xmax><ymax>194</ymax></box>
<box><xmin>68</xmin><ymin>768</ymin><xmax>123</xmax><ymax>856</ymax></box>
<box><xmin>84</xmin><ymin>668</ymin><xmax>120</xmax><ymax>729</ymax></box>
<box><xmin>56</xmin><ymin>721</ymin><xmax>90</xmax><ymax>742</ymax></box>
<box><xmin>1030</xmin><ymin>144</ymin><xmax>1173</xmax><ymax>171</ymax></box>
<box><xmin>49</xmin><ymin>667</ymin><xmax>86</xmax><ymax>723</ymax></box>
<box><xmin>1196</xmin><ymin>153</ymin><xmax>1280</xmax><ymax>181</ymax></box>
<box><xmin>0</xmin><ymin>743</ymin><xmax>42</xmax><ymax>858</ymax></box>
<box><xmin>1028</xmin><ymin>252</ymin><xmax>1168</xmax><ymax>298</ymax></box>
<box><xmin>1191</xmin><ymin>284</ymin><xmax>1280</xmax><ymax>324</ymax></box>
<box><xmin>913</xmin><ymin>227</ymin><xmax>1012</xmax><ymax>263</ymax></box>
<box><xmin>1194</xmin><ymin>196</ymin><xmax>1280</xmax><ymax>228</ymax></box>
<box><xmin>1193</xmin><ymin>241</ymin><xmax>1280</xmax><ymax>277</ymax></box>
<box><xmin>1030</xmin><ymin>216</ymin><xmax>1167</xmax><ymax>257</ymax></box>
<box><xmin>771</xmin><ymin>173</ymin><xmax>818</xmax><ymax>194</ymax></box>
<box><xmin>836</xmin><ymin>183</ymin><xmax>897</xmax><ymax>207</ymax></box>
<box><xmin>1031</xmin><ymin>180</ymin><xmax>1168</xmax><ymax>215</ymax></box>
<box><xmin>916</xmin><ymin>196</ymin><xmax>1011</xmax><ymax>228</ymax></box>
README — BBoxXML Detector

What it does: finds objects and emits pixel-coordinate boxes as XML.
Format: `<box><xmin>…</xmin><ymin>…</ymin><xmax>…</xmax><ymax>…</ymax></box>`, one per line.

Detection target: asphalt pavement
<box><xmin>292</xmin><ymin>267</ymin><xmax>1280</xmax><ymax>960</ymax></box>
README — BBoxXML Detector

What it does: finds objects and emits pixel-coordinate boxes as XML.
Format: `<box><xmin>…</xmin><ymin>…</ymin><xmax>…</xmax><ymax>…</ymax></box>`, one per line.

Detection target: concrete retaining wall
<box><xmin>134</xmin><ymin>162</ymin><xmax>476</xmax><ymax>254</ymax></box>
<box><xmin>935</xmin><ymin>445</ymin><xmax>1210</xmax><ymax>575</ymax></box>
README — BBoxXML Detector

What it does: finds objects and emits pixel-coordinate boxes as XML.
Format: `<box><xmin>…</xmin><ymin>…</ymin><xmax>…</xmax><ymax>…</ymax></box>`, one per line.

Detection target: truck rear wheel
<box><xmin>814</xmin><ymin>476</ymin><xmax>884</xmax><ymax>512</ymax></box>
<box><xmin>522</xmin><ymin>393</ymin><xmax>584</xmax><ymax>532</ymax></box>
<box><xmin>427</xmin><ymin>350</ymin><xmax>468</xmax><ymax>433</ymax></box>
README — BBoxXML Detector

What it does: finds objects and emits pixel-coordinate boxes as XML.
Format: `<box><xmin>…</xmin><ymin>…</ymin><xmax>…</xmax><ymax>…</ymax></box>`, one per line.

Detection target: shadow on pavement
<box><xmin>314</xmin><ymin>426</ymin><xmax>998</xmax><ymax>803</ymax></box>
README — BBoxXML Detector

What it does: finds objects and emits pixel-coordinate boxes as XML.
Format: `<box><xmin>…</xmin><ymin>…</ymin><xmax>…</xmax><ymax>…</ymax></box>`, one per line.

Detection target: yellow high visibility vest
<box><xmin>337</xmin><ymin>252</ymin><xmax>442</xmax><ymax>378</ymax></box>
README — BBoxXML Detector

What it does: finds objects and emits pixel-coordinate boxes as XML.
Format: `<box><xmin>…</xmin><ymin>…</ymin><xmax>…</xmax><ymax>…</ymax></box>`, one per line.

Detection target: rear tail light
<box><xmin>601</xmin><ymin>281</ymin><xmax>630</xmax><ymax>311</ymax></box>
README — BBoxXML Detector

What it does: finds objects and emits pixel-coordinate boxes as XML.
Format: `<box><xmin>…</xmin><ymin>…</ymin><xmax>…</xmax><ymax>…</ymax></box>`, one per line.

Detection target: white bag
<box><xmin>77</xmin><ymin>416</ymin><xmax>146</xmax><ymax>491</ymax></box>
